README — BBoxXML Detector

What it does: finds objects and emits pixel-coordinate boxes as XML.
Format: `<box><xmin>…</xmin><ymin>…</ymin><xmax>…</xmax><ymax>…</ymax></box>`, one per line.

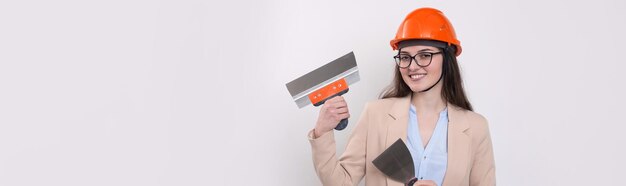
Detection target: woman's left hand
<box><xmin>413</xmin><ymin>180</ymin><xmax>438</xmax><ymax>186</ymax></box>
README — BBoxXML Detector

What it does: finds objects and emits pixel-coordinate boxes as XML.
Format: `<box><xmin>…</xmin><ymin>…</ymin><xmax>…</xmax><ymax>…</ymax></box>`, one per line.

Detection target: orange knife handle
<box><xmin>309</xmin><ymin>78</ymin><xmax>349</xmax><ymax>106</ymax></box>
<box><xmin>311</xmin><ymin>89</ymin><xmax>349</xmax><ymax>107</ymax></box>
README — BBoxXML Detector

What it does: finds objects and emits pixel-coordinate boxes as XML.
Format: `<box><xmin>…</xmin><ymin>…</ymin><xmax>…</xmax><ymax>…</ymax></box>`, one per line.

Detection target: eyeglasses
<box><xmin>393</xmin><ymin>51</ymin><xmax>442</xmax><ymax>68</ymax></box>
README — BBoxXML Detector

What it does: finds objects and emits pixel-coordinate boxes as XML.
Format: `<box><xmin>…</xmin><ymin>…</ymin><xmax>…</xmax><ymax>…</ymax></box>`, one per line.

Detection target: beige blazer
<box><xmin>308</xmin><ymin>95</ymin><xmax>495</xmax><ymax>186</ymax></box>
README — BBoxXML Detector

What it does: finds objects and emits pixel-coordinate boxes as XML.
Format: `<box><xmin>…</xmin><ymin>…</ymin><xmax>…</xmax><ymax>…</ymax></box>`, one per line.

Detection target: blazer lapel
<box><xmin>442</xmin><ymin>105</ymin><xmax>470</xmax><ymax>186</ymax></box>
<box><xmin>385</xmin><ymin>96</ymin><xmax>411</xmax><ymax>147</ymax></box>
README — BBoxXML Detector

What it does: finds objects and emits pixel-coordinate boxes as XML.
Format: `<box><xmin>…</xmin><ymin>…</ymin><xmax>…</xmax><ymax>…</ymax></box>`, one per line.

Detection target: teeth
<box><xmin>410</xmin><ymin>74</ymin><xmax>425</xmax><ymax>79</ymax></box>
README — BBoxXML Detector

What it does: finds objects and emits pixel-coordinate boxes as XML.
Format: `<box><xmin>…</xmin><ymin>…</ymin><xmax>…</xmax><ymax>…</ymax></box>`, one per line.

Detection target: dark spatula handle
<box><xmin>407</xmin><ymin>177</ymin><xmax>418</xmax><ymax>186</ymax></box>
<box><xmin>335</xmin><ymin>118</ymin><xmax>348</xmax><ymax>130</ymax></box>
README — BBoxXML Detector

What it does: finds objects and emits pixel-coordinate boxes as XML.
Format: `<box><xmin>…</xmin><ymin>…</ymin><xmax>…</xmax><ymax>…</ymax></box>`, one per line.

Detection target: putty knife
<box><xmin>372</xmin><ymin>138</ymin><xmax>418</xmax><ymax>186</ymax></box>
<box><xmin>285</xmin><ymin>51</ymin><xmax>359</xmax><ymax>130</ymax></box>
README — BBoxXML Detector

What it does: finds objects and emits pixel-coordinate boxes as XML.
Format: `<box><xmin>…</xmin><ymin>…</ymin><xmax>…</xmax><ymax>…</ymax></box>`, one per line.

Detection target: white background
<box><xmin>1</xmin><ymin>0</ymin><xmax>625</xmax><ymax>185</ymax></box>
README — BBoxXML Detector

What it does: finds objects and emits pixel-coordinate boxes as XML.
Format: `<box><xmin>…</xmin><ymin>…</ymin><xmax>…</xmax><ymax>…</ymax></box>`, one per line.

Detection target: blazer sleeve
<box><xmin>308</xmin><ymin>103</ymin><xmax>370</xmax><ymax>186</ymax></box>
<box><xmin>469</xmin><ymin>116</ymin><xmax>496</xmax><ymax>186</ymax></box>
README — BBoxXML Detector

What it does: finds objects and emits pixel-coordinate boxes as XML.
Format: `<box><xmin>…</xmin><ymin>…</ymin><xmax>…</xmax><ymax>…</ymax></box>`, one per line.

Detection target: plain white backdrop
<box><xmin>1</xmin><ymin>0</ymin><xmax>625</xmax><ymax>185</ymax></box>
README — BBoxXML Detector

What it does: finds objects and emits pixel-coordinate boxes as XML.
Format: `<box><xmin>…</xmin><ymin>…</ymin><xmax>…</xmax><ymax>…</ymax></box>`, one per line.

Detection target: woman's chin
<box><xmin>408</xmin><ymin>86</ymin><xmax>425</xmax><ymax>93</ymax></box>
<box><xmin>404</xmin><ymin>78</ymin><xmax>435</xmax><ymax>92</ymax></box>
<box><xmin>408</xmin><ymin>82</ymin><xmax>437</xmax><ymax>92</ymax></box>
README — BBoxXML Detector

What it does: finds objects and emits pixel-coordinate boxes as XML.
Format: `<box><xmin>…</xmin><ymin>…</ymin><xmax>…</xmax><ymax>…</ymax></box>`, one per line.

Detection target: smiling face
<box><xmin>397</xmin><ymin>45</ymin><xmax>444</xmax><ymax>93</ymax></box>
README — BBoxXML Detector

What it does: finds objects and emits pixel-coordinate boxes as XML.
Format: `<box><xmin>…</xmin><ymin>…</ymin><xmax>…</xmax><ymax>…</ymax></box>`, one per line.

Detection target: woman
<box><xmin>308</xmin><ymin>8</ymin><xmax>495</xmax><ymax>186</ymax></box>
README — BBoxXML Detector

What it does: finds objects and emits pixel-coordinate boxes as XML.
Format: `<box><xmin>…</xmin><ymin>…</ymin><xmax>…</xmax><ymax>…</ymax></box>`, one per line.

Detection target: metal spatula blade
<box><xmin>285</xmin><ymin>51</ymin><xmax>359</xmax><ymax>130</ymax></box>
<box><xmin>372</xmin><ymin>138</ymin><xmax>415</xmax><ymax>184</ymax></box>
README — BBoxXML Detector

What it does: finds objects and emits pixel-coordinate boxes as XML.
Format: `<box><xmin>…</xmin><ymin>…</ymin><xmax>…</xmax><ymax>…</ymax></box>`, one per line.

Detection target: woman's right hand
<box><xmin>314</xmin><ymin>96</ymin><xmax>350</xmax><ymax>138</ymax></box>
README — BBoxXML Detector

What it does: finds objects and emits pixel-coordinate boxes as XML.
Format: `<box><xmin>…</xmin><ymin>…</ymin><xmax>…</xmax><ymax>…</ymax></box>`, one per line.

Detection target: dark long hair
<box><xmin>379</xmin><ymin>46</ymin><xmax>473</xmax><ymax>111</ymax></box>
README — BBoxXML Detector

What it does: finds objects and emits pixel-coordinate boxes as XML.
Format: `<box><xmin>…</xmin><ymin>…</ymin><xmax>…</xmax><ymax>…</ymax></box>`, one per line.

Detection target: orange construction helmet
<box><xmin>390</xmin><ymin>7</ymin><xmax>462</xmax><ymax>56</ymax></box>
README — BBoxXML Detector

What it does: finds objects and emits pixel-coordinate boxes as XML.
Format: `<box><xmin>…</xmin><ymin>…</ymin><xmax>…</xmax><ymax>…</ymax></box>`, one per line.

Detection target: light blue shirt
<box><xmin>407</xmin><ymin>105</ymin><xmax>448</xmax><ymax>186</ymax></box>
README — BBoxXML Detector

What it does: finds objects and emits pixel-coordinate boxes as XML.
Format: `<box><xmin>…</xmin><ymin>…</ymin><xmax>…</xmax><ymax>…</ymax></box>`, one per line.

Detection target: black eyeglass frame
<box><xmin>393</xmin><ymin>51</ymin><xmax>443</xmax><ymax>68</ymax></box>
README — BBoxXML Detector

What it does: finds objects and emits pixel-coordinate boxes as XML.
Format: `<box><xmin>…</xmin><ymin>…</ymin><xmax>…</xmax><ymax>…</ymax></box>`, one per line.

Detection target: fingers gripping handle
<box><xmin>313</xmin><ymin>89</ymin><xmax>350</xmax><ymax>131</ymax></box>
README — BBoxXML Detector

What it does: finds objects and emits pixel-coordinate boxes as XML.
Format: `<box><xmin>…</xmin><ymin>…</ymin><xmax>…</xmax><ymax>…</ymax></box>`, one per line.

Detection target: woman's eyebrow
<box><xmin>399</xmin><ymin>48</ymin><xmax>437</xmax><ymax>54</ymax></box>
<box><xmin>418</xmin><ymin>48</ymin><xmax>436</xmax><ymax>52</ymax></box>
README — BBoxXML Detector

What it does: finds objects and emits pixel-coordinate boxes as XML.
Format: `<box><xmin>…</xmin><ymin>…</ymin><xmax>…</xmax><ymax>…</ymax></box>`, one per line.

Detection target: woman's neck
<box><xmin>411</xmin><ymin>84</ymin><xmax>446</xmax><ymax>114</ymax></box>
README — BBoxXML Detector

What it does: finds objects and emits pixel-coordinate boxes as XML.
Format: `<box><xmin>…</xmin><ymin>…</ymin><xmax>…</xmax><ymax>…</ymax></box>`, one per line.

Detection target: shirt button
<box><xmin>423</xmin><ymin>156</ymin><xmax>427</xmax><ymax>160</ymax></box>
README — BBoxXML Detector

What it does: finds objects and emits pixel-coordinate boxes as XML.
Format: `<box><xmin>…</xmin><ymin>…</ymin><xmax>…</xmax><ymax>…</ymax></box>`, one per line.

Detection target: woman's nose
<box><xmin>408</xmin><ymin>60</ymin><xmax>422</xmax><ymax>70</ymax></box>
